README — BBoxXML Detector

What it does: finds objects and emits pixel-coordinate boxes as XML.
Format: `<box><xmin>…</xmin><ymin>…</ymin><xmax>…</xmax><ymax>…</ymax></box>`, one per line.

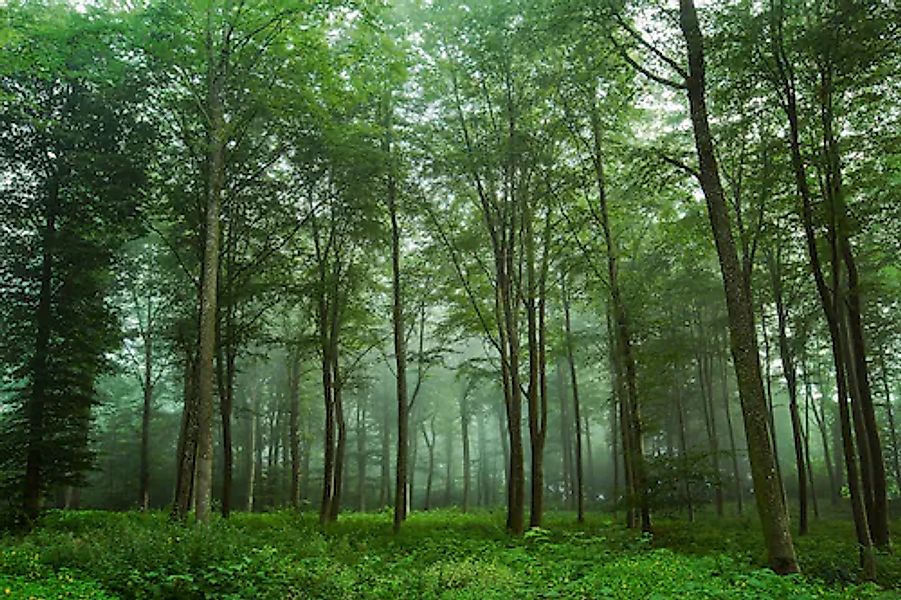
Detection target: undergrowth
<box><xmin>0</xmin><ymin>509</ymin><xmax>897</xmax><ymax>599</ymax></box>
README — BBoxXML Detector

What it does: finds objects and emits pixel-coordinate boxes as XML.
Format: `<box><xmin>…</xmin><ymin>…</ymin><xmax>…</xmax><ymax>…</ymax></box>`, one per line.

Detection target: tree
<box><xmin>0</xmin><ymin>2</ymin><xmax>151</xmax><ymax>518</ymax></box>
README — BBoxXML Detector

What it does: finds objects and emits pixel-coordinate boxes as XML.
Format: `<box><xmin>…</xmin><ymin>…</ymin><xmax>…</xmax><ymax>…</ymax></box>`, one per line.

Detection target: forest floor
<box><xmin>0</xmin><ymin>508</ymin><xmax>899</xmax><ymax>599</ymax></box>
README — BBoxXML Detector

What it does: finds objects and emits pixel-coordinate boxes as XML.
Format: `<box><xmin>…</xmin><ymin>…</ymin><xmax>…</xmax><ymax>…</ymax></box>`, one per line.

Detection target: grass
<box><xmin>0</xmin><ymin>508</ymin><xmax>898</xmax><ymax>599</ymax></box>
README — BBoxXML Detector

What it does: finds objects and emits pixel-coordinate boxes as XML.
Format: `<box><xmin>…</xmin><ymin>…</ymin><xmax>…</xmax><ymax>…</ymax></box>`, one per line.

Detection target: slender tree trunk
<box><xmin>246</xmin><ymin>402</ymin><xmax>256</xmax><ymax>512</ymax></box>
<box><xmin>557</xmin><ymin>358</ymin><xmax>573</xmax><ymax>507</ymax></box>
<box><xmin>674</xmin><ymin>370</ymin><xmax>694</xmax><ymax>522</ymax></box>
<box><xmin>385</xmin><ymin>101</ymin><xmax>410</xmax><ymax>531</ymax></box>
<box><xmin>380</xmin><ymin>392</ymin><xmax>390</xmax><ymax>507</ymax></box>
<box><xmin>139</xmin><ymin>299</ymin><xmax>153</xmax><ymax>511</ymax></box>
<box><xmin>444</xmin><ymin>426</ymin><xmax>453</xmax><ymax>506</ymax></box>
<box><xmin>767</xmin><ymin>251</ymin><xmax>808</xmax><ymax>534</ymax></box>
<box><xmin>679</xmin><ymin>0</ymin><xmax>798</xmax><ymax>572</ymax></box>
<box><xmin>289</xmin><ymin>356</ymin><xmax>301</xmax><ymax>509</ymax></box>
<box><xmin>422</xmin><ymin>418</ymin><xmax>436</xmax><ymax>510</ymax></box>
<box><xmin>584</xmin><ymin>412</ymin><xmax>594</xmax><ymax>503</ymax></box>
<box><xmin>357</xmin><ymin>400</ymin><xmax>367</xmax><ymax>512</ymax></box>
<box><xmin>563</xmin><ymin>275</ymin><xmax>584</xmax><ymax>523</ymax></box>
<box><xmin>720</xmin><ymin>340</ymin><xmax>743</xmax><ymax>515</ymax></box>
<box><xmin>879</xmin><ymin>351</ymin><xmax>901</xmax><ymax>495</ymax></box>
<box><xmin>802</xmin><ymin>383</ymin><xmax>819</xmax><ymax>519</ymax></box>
<box><xmin>590</xmin><ymin>110</ymin><xmax>648</xmax><ymax>533</ymax></box>
<box><xmin>330</xmin><ymin>352</ymin><xmax>345</xmax><ymax>521</ymax></box>
<box><xmin>461</xmin><ymin>391</ymin><xmax>471</xmax><ymax>512</ymax></box>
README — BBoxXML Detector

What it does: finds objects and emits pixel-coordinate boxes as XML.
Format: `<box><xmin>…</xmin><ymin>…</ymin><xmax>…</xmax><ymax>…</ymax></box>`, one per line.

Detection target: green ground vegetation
<box><xmin>1</xmin><ymin>510</ymin><xmax>898</xmax><ymax>599</ymax></box>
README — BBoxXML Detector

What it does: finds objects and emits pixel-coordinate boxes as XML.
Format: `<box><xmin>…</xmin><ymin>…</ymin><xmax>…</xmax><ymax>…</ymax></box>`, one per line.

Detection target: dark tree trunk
<box><xmin>767</xmin><ymin>250</ymin><xmax>808</xmax><ymax>534</ymax></box>
<box><xmin>679</xmin><ymin>0</ymin><xmax>798</xmax><ymax>572</ymax></box>
<box><xmin>24</xmin><ymin>174</ymin><xmax>58</xmax><ymax>519</ymax></box>
<box><xmin>357</xmin><ymin>400</ymin><xmax>367</xmax><ymax>512</ymax></box>
<box><xmin>562</xmin><ymin>275</ymin><xmax>584</xmax><ymax>523</ymax></box>
<box><xmin>172</xmin><ymin>352</ymin><xmax>198</xmax><ymax>520</ymax></box>
<box><xmin>719</xmin><ymin>339</ymin><xmax>743</xmax><ymax>515</ymax></box>
<box><xmin>330</xmin><ymin>351</ymin><xmax>345</xmax><ymax>522</ymax></box>
<box><xmin>246</xmin><ymin>401</ymin><xmax>256</xmax><ymax>512</ymax></box>
<box><xmin>385</xmin><ymin>100</ymin><xmax>410</xmax><ymax>530</ymax></box>
<box><xmin>139</xmin><ymin>298</ymin><xmax>154</xmax><ymax>511</ymax></box>
<box><xmin>674</xmin><ymin>371</ymin><xmax>694</xmax><ymax>522</ymax></box>
<box><xmin>557</xmin><ymin>358</ymin><xmax>574</xmax><ymax>507</ymax></box>
<box><xmin>289</xmin><ymin>357</ymin><xmax>301</xmax><ymax>509</ymax></box>
<box><xmin>380</xmin><ymin>392</ymin><xmax>391</xmax><ymax>508</ymax></box>
<box><xmin>769</xmin><ymin>10</ymin><xmax>875</xmax><ymax>572</ymax></box>
<box><xmin>461</xmin><ymin>390</ymin><xmax>471</xmax><ymax>512</ymax></box>
<box><xmin>590</xmin><ymin>111</ymin><xmax>648</xmax><ymax>532</ymax></box>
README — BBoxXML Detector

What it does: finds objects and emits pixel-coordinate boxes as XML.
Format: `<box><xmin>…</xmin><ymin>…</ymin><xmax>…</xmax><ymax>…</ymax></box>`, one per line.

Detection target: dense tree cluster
<box><xmin>1</xmin><ymin>0</ymin><xmax>898</xmax><ymax>580</ymax></box>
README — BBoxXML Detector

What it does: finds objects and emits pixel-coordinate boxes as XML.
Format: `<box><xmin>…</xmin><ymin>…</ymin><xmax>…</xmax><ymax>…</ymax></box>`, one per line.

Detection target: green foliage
<box><xmin>0</xmin><ymin>510</ymin><xmax>895</xmax><ymax>599</ymax></box>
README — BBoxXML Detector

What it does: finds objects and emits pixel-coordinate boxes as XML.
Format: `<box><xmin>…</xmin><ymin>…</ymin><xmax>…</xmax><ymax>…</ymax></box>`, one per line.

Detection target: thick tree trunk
<box><xmin>194</xmin><ymin>15</ymin><xmax>227</xmax><ymax>523</ymax></box>
<box><xmin>679</xmin><ymin>0</ymin><xmax>798</xmax><ymax>573</ymax></box>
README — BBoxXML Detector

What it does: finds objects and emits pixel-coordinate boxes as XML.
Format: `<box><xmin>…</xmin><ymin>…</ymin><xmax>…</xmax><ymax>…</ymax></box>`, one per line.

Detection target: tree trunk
<box><xmin>330</xmin><ymin>351</ymin><xmax>345</xmax><ymax>521</ymax></box>
<box><xmin>139</xmin><ymin>298</ymin><xmax>153</xmax><ymax>511</ymax></box>
<box><xmin>172</xmin><ymin>352</ymin><xmax>198</xmax><ymax>520</ymax></box>
<box><xmin>461</xmin><ymin>390</ymin><xmax>471</xmax><ymax>512</ymax></box>
<box><xmin>679</xmin><ymin>0</ymin><xmax>798</xmax><ymax>572</ymax></box>
<box><xmin>720</xmin><ymin>340</ymin><xmax>743</xmax><ymax>515</ymax></box>
<box><xmin>767</xmin><ymin>250</ymin><xmax>808</xmax><ymax>535</ymax></box>
<box><xmin>380</xmin><ymin>392</ymin><xmax>391</xmax><ymax>508</ymax></box>
<box><xmin>357</xmin><ymin>400</ymin><xmax>367</xmax><ymax>512</ymax></box>
<box><xmin>674</xmin><ymin>370</ymin><xmax>694</xmax><ymax>522</ymax></box>
<box><xmin>557</xmin><ymin>357</ymin><xmax>573</xmax><ymax>507</ymax></box>
<box><xmin>289</xmin><ymin>356</ymin><xmax>301</xmax><ymax>509</ymax></box>
<box><xmin>590</xmin><ymin>110</ymin><xmax>649</xmax><ymax>533</ymax></box>
<box><xmin>246</xmin><ymin>403</ymin><xmax>256</xmax><ymax>512</ymax></box>
<box><xmin>194</xmin><ymin>11</ymin><xmax>227</xmax><ymax>524</ymax></box>
<box><xmin>385</xmin><ymin>100</ymin><xmax>410</xmax><ymax>531</ymax></box>
<box><xmin>562</xmin><ymin>275</ymin><xmax>584</xmax><ymax>523</ymax></box>
<box><xmin>24</xmin><ymin>174</ymin><xmax>58</xmax><ymax>519</ymax></box>
<box><xmin>770</xmin><ymin>11</ymin><xmax>875</xmax><ymax>573</ymax></box>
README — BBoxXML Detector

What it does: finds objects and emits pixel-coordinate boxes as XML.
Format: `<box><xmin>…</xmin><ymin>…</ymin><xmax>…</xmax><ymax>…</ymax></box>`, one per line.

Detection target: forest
<box><xmin>0</xmin><ymin>0</ymin><xmax>899</xmax><ymax>598</ymax></box>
